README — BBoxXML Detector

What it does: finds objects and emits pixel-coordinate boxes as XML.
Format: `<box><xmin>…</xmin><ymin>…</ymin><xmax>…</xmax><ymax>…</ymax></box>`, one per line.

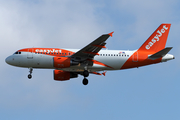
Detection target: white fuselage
<box><xmin>5</xmin><ymin>48</ymin><xmax>174</xmax><ymax>72</ymax></box>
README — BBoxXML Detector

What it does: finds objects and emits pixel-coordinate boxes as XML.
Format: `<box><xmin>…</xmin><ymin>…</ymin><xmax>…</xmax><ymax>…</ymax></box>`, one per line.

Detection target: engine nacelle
<box><xmin>54</xmin><ymin>57</ymin><xmax>70</xmax><ymax>68</ymax></box>
<box><xmin>53</xmin><ymin>57</ymin><xmax>79</xmax><ymax>68</ymax></box>
<box><xmin>54</xmin><ymin>70</ymin><xmax>78</xmax><ymax>81</ymax></box>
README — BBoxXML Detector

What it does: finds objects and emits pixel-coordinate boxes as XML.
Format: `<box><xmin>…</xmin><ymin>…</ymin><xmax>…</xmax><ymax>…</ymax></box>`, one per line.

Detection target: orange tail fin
<box><xmin>138</xmin><ymin>24</ymin><xmax>171</xmax><ymax>52</ymax></box>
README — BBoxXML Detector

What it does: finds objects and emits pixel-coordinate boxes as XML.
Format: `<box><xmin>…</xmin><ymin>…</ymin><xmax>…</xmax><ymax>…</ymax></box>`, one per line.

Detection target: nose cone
<box><xmin>5</xmin><ymin>56</ymin><xmax>15</xmax><ymax>66</ymax></box>
<box><xmin>5</xmin><ymin>56</ymin><xmax>11</xmax><ymax>64</ymax></box>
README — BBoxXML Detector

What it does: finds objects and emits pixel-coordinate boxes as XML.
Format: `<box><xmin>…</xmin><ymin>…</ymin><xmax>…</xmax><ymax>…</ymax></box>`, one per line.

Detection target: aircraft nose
<box><xmin>5</xmin><ymin>56</ymin><xmax>12</xmax><ymax>65</ymax></box>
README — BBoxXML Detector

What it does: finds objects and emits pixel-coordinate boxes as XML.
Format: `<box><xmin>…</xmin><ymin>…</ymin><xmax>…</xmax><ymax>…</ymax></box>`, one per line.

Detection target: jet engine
<box><xmin>53</xmin><ymin>57</ymin><xmax>79</xmax><ymax>68</ymax></box>
<box><xmin>54</xmin><ymin>70</ymin><xmax>78</xmax><ymax>81</ymax></box>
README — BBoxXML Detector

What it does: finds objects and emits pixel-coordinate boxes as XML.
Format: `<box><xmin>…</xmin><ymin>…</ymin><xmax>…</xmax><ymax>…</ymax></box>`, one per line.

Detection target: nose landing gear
<box><xmin>28</xmin><ymin>74</ymin><xmax>32</xmax><ymax>79</ymax></box>
<box><xmin>28</xmin><ymin>68</ymin><xmax>33</xmax><ymax>79</ymax></box>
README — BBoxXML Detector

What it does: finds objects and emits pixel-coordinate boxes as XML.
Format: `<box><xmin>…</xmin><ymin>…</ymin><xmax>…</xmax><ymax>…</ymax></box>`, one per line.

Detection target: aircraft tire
<box><xmin>83</xmin><ymin>70</ymin><xmax>89</xmax><ymax>77</ymax></box>
<box><xmin>82</xmin><ymin>78</ymin><xmax>88</xmax><ymax>85</ymax></box>
<box><xmin>28</xmin><ymin>74</ymin><xmax>32</xmax><ymax>79</ymax></box>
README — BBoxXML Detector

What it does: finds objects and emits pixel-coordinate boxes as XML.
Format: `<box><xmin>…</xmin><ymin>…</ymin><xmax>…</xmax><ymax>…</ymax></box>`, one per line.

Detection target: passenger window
<box><xmin>111</xmin><ymin>54</ymin><xmax>113</xmax><ymax>56</ymax></box>
<box><xmin>19</xmin><ymin>52</ymin><xmax>21</xmax><ymax>54</ymax></box>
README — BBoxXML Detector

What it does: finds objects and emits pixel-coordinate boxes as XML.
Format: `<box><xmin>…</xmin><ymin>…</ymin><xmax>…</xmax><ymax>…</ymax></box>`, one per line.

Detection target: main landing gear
<box><xmin>82</xmin><ymin>70</ymin><xmax>89</xmax><ymax>85</ymax></box>
<box><xmin>28</xmin><ymin>68</ymin><xmax>33</xmax><ymax>79</ymax></box>
<box><xmin>83</xmin><ymin>78</ymin><xmax>88</xmax><ymax>85</ymax></box>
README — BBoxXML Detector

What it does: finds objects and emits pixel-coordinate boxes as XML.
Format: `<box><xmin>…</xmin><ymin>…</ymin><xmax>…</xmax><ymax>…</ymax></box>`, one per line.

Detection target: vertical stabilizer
<box><xmin>138</xmin><ymin>24</ymin><xmax>171</xmax><ymax>52</ymax></box>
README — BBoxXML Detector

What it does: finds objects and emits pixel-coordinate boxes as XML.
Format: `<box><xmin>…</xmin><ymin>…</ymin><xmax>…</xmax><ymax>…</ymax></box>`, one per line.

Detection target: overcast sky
<box><xmin>0</xmin><ymin>0</ymin><xmax>180</xmax><ymax>120</ymax></box>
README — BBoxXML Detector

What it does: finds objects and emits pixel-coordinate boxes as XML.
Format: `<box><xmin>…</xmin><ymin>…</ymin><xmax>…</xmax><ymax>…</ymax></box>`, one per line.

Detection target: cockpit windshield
<box><xmin>14</xmin><ymin>51</ymin><xmax>21</xmax><ymax>54</ymax></box>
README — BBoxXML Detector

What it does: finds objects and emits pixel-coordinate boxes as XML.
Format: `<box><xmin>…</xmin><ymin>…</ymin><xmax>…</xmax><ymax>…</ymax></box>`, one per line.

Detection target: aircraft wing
<box><xmin>71</xmin><ymin>32</ymin><xmax>113</xmax><ymax>62</ymax></box>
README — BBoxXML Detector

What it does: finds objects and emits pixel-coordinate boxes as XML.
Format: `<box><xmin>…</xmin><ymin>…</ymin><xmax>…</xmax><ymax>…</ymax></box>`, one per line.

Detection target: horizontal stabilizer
<box><xmin>148</xmin><ymin>47</ymin><xmax>173</xmax><ymax>60</ymax></box>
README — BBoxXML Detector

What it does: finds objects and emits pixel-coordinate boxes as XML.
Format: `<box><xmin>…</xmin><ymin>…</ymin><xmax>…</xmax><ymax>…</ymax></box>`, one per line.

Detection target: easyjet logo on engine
<box><xmin>145</xmin><ymin>25</ymin><xmax>168</xmax><ymax>50</ymax></box>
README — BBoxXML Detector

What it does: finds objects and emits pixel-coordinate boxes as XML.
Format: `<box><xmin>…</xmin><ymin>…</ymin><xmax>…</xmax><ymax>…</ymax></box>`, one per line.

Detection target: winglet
<box><xmin>102</xmin><ymin>71</ymin><xmax>107</xmax><ymax>76</ymax></box>
<box><xmin>108</xmin><ymin>32</ymin><xmax>114</xmax><ymax>37</ymax></box>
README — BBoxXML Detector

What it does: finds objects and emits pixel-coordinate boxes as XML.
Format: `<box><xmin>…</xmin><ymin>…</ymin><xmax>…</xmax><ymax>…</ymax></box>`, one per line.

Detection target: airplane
<box><xmin>5</xmin><ymin>23</ymin><xmax>175</xmax><ymax>85</ymax></box>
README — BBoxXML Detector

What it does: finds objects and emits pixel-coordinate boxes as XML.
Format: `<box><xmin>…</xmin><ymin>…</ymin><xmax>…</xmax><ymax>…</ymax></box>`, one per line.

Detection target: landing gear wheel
<box><xmin>82</xmin><ymin>78</ymin><xmax>88</xmax><ymax>85</ymax></box>
<box><xmin>28</xmin><ymin>74</ymin><xmax>32</xmax><ymax>79</ymax></box>
<box><xmin>83</xmin><ymin>70</ymin><xmax>89</xmax><ymax>77</ymax></box>
<box><xmin>28</xmin><ymin>68</ymin><xmax>33</xmax><ymax>79</ymax></box>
